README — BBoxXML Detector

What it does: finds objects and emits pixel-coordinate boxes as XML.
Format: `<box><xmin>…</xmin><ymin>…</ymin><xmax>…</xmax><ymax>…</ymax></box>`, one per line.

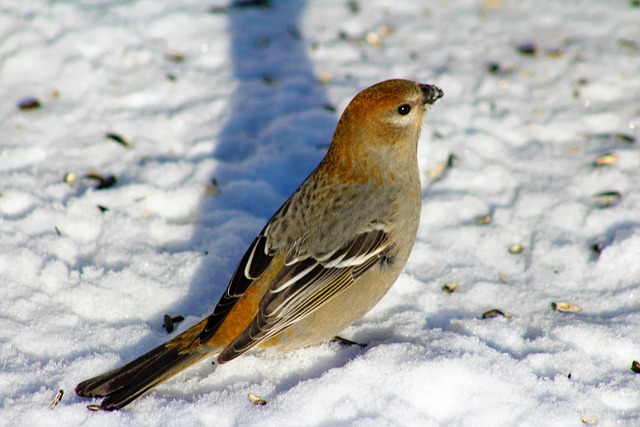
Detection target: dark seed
<box><xmin>288</xmin><ymin>26</ymin><xmax>301</xmax><ymax>40</ymax></box>
<box><xmin>631</xmin><ymin>360</ymin><xmax>640</xmax><ymax>373</ymax></box>
<box><xmin>163</xmin><ymin>314</ymin><xmax>185</xmax><ymax>333</ymax></box>
<box><xmin>516</xmin><ymin>42</ymin><xmax>537</xmax><ymax>56</ymax></box>
<box><xmin>97</xmin><ymin>175</ymin><xmax>117</xmax><ymax>190</ymax></box>
<box><xmin>593</xmin><ymin>191</ymin><xmax>621</xmax><ymax>208</ymax></box>
<box><xmin>105</xmin><ymin>133</ymin><xmax>130</xmax><ymax>147</ymax></box>
<box><xmin>347</xmin><ymin>0</ymin><xmax>360</xmax><ymax>14</ymax></box>
<box><xmin>486</xmin><ymin>62</ymin><xmax>501</xmax><ymax>74</ymax></box>
<box><xmin>590</xmin><ymin>242</ymin><xmax>604</xmax><ymax>259</ymax></box>
<box><xmin>482</xmin><ymin>309</ymin><xmax>511</xmax><ymax>319</ymax></box>
<box><xmin>163</xmin><ymin>314</ymin><xmax>174</xmax><ymax>333</ymax></box>
<box><xmin>84</xmin><ymin>172</ymin><xmax>118</xmax><ymax>190</ymax></box>
<box><xmin>262</xmin><ymin>75</ymin><xmax>276</xmax><ymax>85</ymax></box>
<box><xmin>18</xmin><ymin>97</ymin><xmax>41</xmax><ymax>110</ymax></box>
<box><xmin>97</xmin><ymin>205</ymin><xmax>109</xmax><ymax>213</ymax></box>
<box><xmin>447</xmin><ymin>153</ymin><xmax>458</xmax><ymax>168</ymax></box>
<box><xmin>592</xmin><ymin>133</ymin><xmax>635</xmax><ymax>144</ymax></box>
<box><xmin>206</xmin><ymin>178</ymin><xmax>221</xmax><ymax>196</ymax></box>
<box><xmin>232</xmin><ymin>0</ymin><xmax>271</xmax><ymax>9</ymax></box>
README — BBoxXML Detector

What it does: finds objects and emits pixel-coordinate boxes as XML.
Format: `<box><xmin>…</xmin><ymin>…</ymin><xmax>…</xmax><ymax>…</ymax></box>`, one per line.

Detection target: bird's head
<box><xmin>326</xmin><ymin>79</ymin><xmax>443</xmax><ymax>180</ymax></box>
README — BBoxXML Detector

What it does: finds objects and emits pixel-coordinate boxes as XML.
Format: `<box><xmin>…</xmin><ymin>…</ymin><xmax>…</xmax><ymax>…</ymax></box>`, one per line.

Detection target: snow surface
<box><xmin>1</xmin><ymin>0</ymin><xmax>639</xmax><ymax>426</ymax></box>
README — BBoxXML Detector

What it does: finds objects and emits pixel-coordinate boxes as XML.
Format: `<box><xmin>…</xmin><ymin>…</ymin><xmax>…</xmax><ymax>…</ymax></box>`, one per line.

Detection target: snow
<box><xmin>1</xmin><ymin>0</ymin><xmax>639</xmax><ymax>425</ymax></box>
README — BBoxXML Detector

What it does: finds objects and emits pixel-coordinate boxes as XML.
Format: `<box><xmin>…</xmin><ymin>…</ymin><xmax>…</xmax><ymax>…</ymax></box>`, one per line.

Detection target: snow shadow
<box><xmin>170</xmin><ymin>1</ymin><xmax>335</xmax><ymax>326</ymax></box>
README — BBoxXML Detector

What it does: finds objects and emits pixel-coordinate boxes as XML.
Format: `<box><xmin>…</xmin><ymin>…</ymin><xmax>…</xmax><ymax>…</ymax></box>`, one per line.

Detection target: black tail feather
<box><xmin>76</xmin><ymin>343</ymin><xmax>209</xmax><ymax>411</ymax></box>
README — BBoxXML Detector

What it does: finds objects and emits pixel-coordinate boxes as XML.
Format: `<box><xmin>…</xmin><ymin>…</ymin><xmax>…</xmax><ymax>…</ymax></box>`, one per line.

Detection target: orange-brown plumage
<box><xmin>75</xmin><ymin>79</ymin><xmax>442</xmax><ymax>410</ymax></box>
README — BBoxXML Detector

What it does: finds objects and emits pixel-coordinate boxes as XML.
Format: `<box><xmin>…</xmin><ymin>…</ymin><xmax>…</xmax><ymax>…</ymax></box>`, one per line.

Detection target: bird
<box><xmin>75</xmin><ymin>78</ymin><xmax>443</xmax><ymax>410</ymax></box>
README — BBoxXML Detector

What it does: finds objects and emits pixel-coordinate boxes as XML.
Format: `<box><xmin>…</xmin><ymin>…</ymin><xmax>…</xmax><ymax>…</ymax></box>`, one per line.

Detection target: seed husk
<box><xmin>426</xmin><ymin>162</ymin><xmax>447</xmax><ymax>180</ymax></box>
<box><xmin>165</xmin><ymin>51</ymin><xmax>185</xmax><ymax>63</ymax></box>
<box><xmin>248</xmin><ymin>393</ymin><xmax>267</xmax><ymax>405</ymax></box>
<box><xmin>593</xmin><ymin>153</ymin><xmax>617</xmax><ymax>167</ymax></box>
<box><xmin>551</xmin><ymin>302</ymin><xmax>582</xmax><ymax>313</ymax></box>
<box><xmin>49</xmin><ymin>389</ymin><xmax>64</xmax><ymax>408</ymax></box>
<box><xmin>618</xmin><ymin>38</ymin><xmax>639</xmax><ymax>51</ymax></box>
<box><xmin>476</xmin><ymin>215</ymin><xmax>492</xmax><ymax>225</ymax></box>
<box><xmin>318</xmin><ymin>71</ymin><xmax>333</xmax><ymax>84</ymax></box>
<box><xmin>580</xmin><ymin>414</ymin><xmax>598</xmax><ymax>425</ymax></box>
<box><xmin>508</xmin><ymin>244</ymin><xmax>524</xmax><ymax>254</ymax></box>
<box><xmin>63</xmin><ymin>172</ymin><xmax>76</xmax><ymax>186</ymax></box>
<box><xmin>427</xmin><ymin>153</ymin><xmax>457</xmax><ymax>181</ymax></box>
<box><xmin>365</xmin><ymin>31</ymin><xmax>383</xmax><ymax>49</ymax></box>
<box><xmin>545</xmin><ymin>48</ymin><xmax>564</xmax><ymax>58</ymax></box>
<box><xmin>442</xmin><ymin>283</ymin><xmax>459</xmax><ymax>293</ymax></box>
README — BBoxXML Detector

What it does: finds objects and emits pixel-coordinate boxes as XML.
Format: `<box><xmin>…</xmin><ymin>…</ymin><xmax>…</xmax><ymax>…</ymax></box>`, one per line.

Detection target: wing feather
<box><xmin>217</xmin><ymin>228</ymin><xmax>389</xmax><ymax>362</ymax></box>
<box><xmin>198</xmin><ymin>229</ymin><xmax>273</xmax><ymax>344</ymax></box>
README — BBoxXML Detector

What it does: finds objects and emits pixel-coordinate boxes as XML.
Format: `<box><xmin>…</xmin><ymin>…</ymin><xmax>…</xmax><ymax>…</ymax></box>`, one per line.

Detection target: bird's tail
<box><xmin>76</xmin><ymin>321</ymin><xmax>213</xmax><ymax>411</ymax></box>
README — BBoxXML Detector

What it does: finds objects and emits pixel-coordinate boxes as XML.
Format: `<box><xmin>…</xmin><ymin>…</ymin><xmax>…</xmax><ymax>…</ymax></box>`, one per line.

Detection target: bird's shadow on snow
<box><xmin>169</xmin><ymin>0</ymin><xmax>334</xmax><ymax>320</ymax></box>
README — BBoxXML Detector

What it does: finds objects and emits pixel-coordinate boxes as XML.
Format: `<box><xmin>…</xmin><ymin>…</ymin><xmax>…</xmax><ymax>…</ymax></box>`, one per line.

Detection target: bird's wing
<box><xmin>198</xmin><ymin>226</ymin><xmax>274</xmax><ymax>344</ymax></box>
<box><xmin>216</xmin><ymin>227</ymin><xmax>389</xmax><ymax>363</ymax></box>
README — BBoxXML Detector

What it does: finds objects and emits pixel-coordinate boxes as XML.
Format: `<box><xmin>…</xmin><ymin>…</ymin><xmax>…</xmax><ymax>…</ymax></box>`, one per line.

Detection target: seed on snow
<box><xmin>551</xmin><ymin>302</ymin><xmax>582</xmax><ymax>313</ymax></box>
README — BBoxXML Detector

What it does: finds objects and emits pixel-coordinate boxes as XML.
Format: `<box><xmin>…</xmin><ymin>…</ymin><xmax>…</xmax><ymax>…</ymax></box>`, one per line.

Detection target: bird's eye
<box><xmin>397</xmin><ymin>104</ymin><xmax>411</xmax><ymax>115</ymax></box>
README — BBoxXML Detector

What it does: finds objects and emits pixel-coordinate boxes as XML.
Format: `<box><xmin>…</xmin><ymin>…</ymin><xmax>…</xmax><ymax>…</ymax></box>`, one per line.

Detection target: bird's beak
<box><xmin>420</xmin><ymin>84</ymin><xmax>443</xmax><ymax>106</ymax></box>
